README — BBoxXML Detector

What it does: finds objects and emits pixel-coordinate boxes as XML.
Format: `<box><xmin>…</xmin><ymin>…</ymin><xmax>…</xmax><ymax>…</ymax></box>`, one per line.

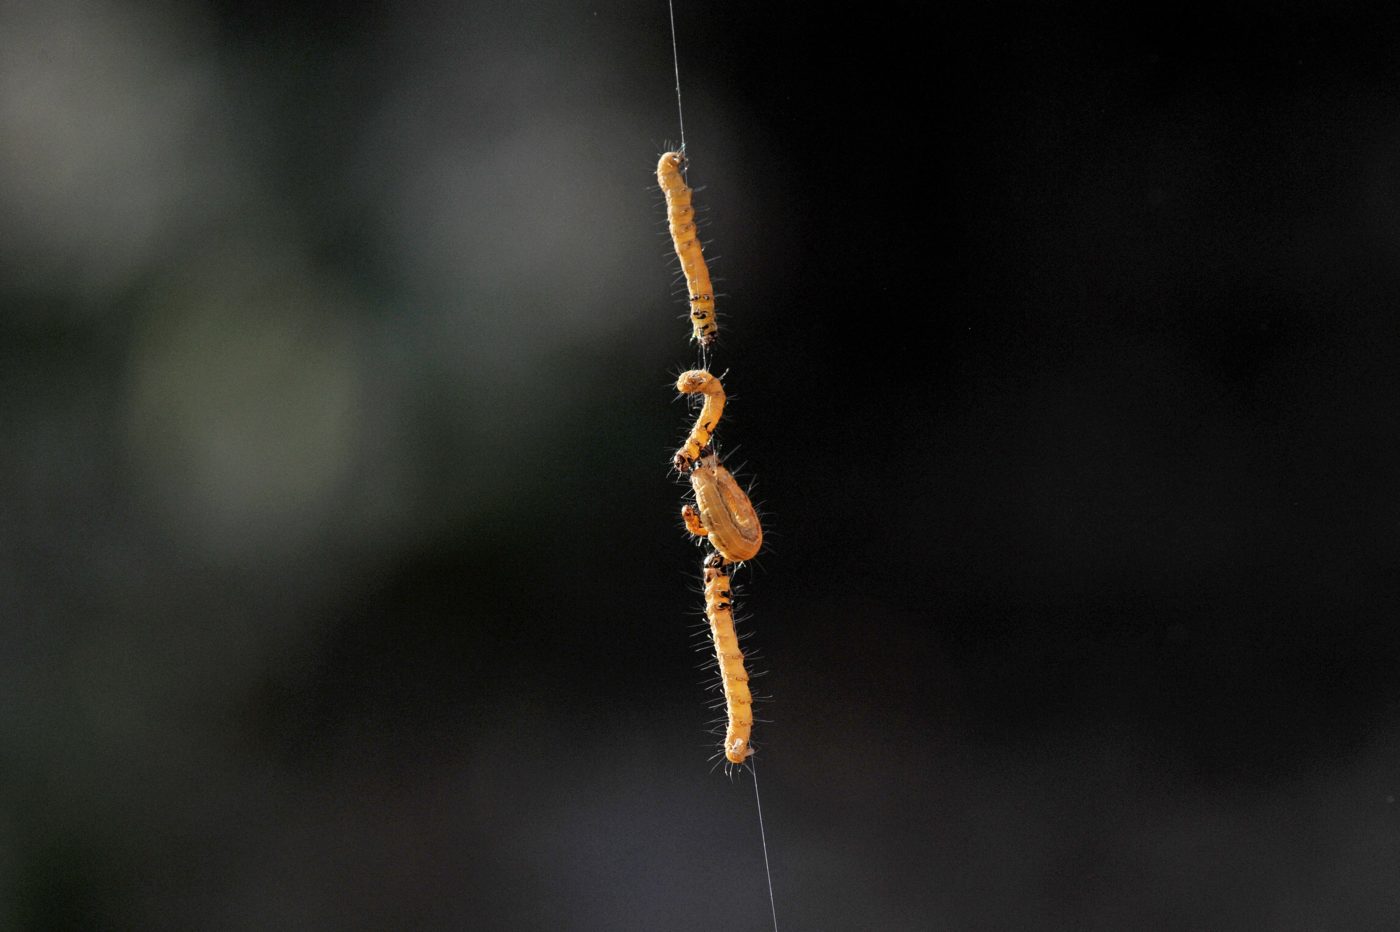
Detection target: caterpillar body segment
<box><xmin>703</xmin><ymin>553</ymin><xmax>753</xmax><ymax>764</ymax></box>
<box><xmin>657</xmin><ymin>151</ymin><xmax>717</xmax><ymax>347</ymax></box>
<box><xmin>673</xmin><ymin>369</ymin><xmax>725</xmax><ymax>471</ymax></box>
<box><xmin>685</xmin><ymin>452</ymin><xmax>763</xmax><ymax>564</ymax></box>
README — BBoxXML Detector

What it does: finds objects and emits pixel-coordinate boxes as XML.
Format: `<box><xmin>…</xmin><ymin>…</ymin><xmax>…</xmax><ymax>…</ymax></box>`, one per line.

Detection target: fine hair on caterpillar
<box><xmin>657</xmin><ymin>150</ymin><xmax>717</xmax><ymax>347</ymax></box>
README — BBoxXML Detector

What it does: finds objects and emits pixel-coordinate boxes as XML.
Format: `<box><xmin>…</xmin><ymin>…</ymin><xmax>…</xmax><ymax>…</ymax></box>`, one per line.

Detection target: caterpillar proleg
<box><xmin>703</xmin><ymin>552</ymin><xmax>753</xmax><ymax>764</ymax></box>
<box><xmin>673</xmin><ymin>369</ymin><xmax>725</xmax><ymax>471</ymax></box>
<box><xmin>657</xmin><ymin>151</ymin><xmax>718</xmax><ymax>347</ymax></box>
<box><xmin>683</xmin><ymin>452</ymin><xmax>763</xmax><ymax>564</ymax></box>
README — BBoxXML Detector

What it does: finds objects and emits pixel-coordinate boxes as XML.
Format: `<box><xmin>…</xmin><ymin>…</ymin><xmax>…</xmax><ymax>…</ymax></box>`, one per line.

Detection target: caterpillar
<box><xmin>702</xmin><ymin>552</ymin><xmax>754</xmax><ymax>764</ymax></box>
<box><xmin>657</xmin><ymin>151</ymin><xmax>718</xmax><ymax>347</ymax></box>
<box><xmin>683</xmin><ymin>452</ymin><xmax>764</xmax><ymax>564</ymax></box>
<box><xmin>673</xmin><ymin>368</ymin><xmax>725</xmax><ymax>471</ymax></box>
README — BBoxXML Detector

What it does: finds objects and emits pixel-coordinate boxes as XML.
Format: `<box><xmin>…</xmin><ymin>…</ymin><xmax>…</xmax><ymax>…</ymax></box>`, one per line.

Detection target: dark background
<box><xmin>4</xmin><ymin>1</ymin><xmax>1400</xmax><ymax>928</ymax></box>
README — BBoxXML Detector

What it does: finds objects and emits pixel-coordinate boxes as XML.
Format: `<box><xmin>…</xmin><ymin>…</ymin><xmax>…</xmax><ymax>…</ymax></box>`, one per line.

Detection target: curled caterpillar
<box><xmin>683</xmin><ymin>451</ymin><xmax>763</xmax><ymax>563</ymax></box>
<box><xmin>657</xmin><ymin>151</ymin><xmax>717</xmax><ymax>347</ymax></box>
<box><xmin>673</xmin><ymin>369</ymin><xmax>725</xmax><ymax>471</ymax></box>
<box><xmin>702</xmin><ymin>552</ymin><xmax>753</xmax><ymax>764</ymax></box>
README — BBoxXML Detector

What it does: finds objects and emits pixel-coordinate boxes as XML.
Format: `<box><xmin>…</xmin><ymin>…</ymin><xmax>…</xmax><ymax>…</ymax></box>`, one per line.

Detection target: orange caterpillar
<box><xmin>702</xmin><ymin>553</ymin><xmax>753</xmax><ymax>763</ymax></box>
<box><xmin>673</xmin><ymin>369</ymin><xmax>725</xmax><ymax>471</ymax></box>
<box><xmin>657</xmin><ymin>151</ymin><xmax>717</xmax><ymax>347</ymax></box>
<box><xmin>683</xmin><ymin>452</ymin><xmax>763</xmax><ymax>564</ymax></box>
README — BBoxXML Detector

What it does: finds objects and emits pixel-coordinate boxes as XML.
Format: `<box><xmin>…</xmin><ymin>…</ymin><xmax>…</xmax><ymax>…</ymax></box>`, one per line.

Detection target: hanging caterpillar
<box><xmin>683</xmin><ymin>452</ymin><xmax>763</xmax><ymax>564</ymax></box>
<box><xmin>673</xmin><ymin>369</ymin><xmax>725</xmax><ymax>471</ymax></box>
<box><xmin>657</xmin><ymin>151</ymin><xmax>718</xmax><ymax>347</ymax></box>
<box><xmin>702</xmin><ymin>552</ymin><xmax>754</xmax><ymax>764</ymax></box>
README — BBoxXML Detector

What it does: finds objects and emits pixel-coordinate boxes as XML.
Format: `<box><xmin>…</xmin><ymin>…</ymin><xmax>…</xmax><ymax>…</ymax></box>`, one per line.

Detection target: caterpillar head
<box><xmin>725</xmin><ymin>737</ymin><xmax>753</xmax><ymax>764</ymax></box>
<box><xmin>690</xmin><ymin>451</ymin><xmax>720</xmax><ymax>474</ymax></box>
<box><xmin>675</xmin><ymin>369</ymin><xmax>719</xmax><ymax>396</ymax></box>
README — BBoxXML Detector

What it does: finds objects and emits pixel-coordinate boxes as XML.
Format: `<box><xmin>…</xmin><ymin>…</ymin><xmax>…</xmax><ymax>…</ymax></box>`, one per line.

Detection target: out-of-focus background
<box><xmin>5</xmin><ymin>1</ymin><xmax>1400</xmax><ymax>928</ymax></box>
